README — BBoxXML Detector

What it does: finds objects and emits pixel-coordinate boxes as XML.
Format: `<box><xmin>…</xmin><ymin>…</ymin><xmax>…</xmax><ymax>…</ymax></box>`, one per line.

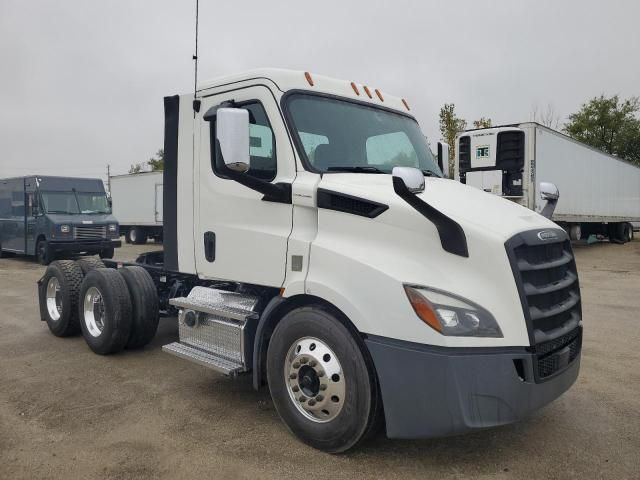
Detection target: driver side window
<box><xmin>210</xmin><ymin>101</ymin><xmax>277</xmax><ymax>181</ymax></box>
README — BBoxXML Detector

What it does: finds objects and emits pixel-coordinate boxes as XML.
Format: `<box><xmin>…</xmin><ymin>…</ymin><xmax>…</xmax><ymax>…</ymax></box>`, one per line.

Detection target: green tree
<box><xmin>564</xmin><ymin>95</ymin><xmax>640</xmax><ymax>165</ymax></box>
<box><xmin>439</xmin><ymin>104</ymin><xmax>467</xmax><ymax>177</ymax></box>
<box><xmin>147</xmin><ymin>149</ymin><xmax>165</xmax><ymax>171</ymax></box>
<box><xmin>129</xmin><ymin>149</ymin><xmax>165</xmax><ymax>174</ymax></box>
<box><xmin>473</xmin><ymin>117</ymin><xmax>492</xmax><ymax>129</ymax></box>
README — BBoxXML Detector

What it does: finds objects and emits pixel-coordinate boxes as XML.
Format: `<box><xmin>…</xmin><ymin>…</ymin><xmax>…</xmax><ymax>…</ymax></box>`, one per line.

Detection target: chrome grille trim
<box><xmin>73</xmin><ymin>225</ymin><xmax>107</xmax><ymax>240</ymax></box>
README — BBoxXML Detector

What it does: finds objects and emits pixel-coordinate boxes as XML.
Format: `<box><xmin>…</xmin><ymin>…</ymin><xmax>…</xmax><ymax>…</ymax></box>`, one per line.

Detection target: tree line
<box><xmin>439</xmin><ymin>94</ymin><xmax>640</xmax><ymax>177</ymax></box>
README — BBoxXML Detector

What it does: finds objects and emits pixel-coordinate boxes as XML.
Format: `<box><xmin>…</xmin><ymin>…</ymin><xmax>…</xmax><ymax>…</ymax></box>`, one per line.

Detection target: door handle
<box><xmin>204</xmin><ymin>231</ymin><xmax>216</xmax><ymax>262</ymax></box>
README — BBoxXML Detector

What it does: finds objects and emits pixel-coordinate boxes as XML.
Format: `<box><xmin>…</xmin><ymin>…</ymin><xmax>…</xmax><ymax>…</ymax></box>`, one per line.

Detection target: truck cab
<box><xmin>0</xmin><ymin>176</ymin><xmax>120</xmax><ymax>264</ymax></box>
<box><xmin>38</xmin><ymin>69</ymin><xmax>582</xmax><ymax>452</ymax></box>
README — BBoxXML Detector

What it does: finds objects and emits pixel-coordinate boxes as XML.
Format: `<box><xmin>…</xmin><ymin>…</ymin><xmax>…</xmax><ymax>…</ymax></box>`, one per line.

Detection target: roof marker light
<box><xmin>402</xmin><ymin>98</ymin><xmax>410</xmax><ymax>111</ymax></box>
<box><xmin>363</xmin><ymin>86</ymin><xmax>373</xmax><ymax>99</ymax></box>
<box><xmin>375</xmin><ymin>89</ymin><xmax>384</xmax><ymax>102</ymax></box>
<box><xmin>304</xmin><ymin>71</ymin><xmax>314</xmax><ymax>86</ymax></box>
<box><xmin>351</xmin><ymin>82</ymin><xmax>360</xmax><ymax>95</ymax></box>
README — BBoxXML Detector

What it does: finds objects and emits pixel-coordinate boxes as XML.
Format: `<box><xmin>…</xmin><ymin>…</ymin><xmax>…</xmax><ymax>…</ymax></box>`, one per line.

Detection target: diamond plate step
<box><xmin>162</xmin><ymin>342</ymin><xmax>244</xmax><ymax>376</ymax></box>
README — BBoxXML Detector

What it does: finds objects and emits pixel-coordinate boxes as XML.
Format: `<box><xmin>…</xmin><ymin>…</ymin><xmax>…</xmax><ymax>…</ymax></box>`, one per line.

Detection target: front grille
<box><xmin>73</xmin><ymin>225</ymin><xmax>106</xmax><ymax>240</ymax></box>
<box><xmin>506</xmin><ymin>229</ymin><xmax>582</xmax><ymax>381</ymax></box>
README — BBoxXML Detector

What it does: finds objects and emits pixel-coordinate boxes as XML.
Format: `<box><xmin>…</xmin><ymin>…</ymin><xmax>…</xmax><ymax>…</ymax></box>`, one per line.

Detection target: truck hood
<box><xmin>318</xmin><ymin>173</ymin><xmax>556</xmax><ymax>241</ymax></box>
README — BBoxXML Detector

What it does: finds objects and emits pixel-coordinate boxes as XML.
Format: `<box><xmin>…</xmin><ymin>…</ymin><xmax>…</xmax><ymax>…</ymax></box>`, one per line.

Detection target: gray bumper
<box><xmin>365</xmin><ymin>335</ymin><xmax>580</xmax><ymax>439</ymax></box>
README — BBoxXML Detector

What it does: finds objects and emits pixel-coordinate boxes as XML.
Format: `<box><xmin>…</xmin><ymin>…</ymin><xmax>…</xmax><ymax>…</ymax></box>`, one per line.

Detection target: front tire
<box><xmin>266</xmin><ymin>306</ymin><xmax>380</xmax><ymax>453</ymax></box>
<box><xmin>99</xmin><ymin>246</ymin><xmax>115</xmax><ymax>259</ymax></box>
<box><xmin>36</xmin><ymin>239</ymin><xmax>54</xmax><ymax>265</ymax></box>
<box><xmin>78</xmin><ymin>268</ymin><xmax>132</xmax><ymax>354</ymax></box>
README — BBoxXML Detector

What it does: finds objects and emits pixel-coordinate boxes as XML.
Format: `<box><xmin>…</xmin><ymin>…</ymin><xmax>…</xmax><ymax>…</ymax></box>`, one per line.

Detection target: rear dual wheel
<box><xmin>267</xmin><ymin>306</ymin><xmax>381</xmax><ymax>453</ymax></box>
<box><xmin>78</xmin><ymin>266</ymin><xmax>159</xmax><ymax>354</ymax></box>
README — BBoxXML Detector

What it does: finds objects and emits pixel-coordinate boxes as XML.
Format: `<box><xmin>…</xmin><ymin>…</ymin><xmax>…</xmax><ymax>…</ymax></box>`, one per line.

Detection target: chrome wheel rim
<box><xmin>284</xmin><ymin>337</ymin><xmax>345</xmax><ymax>423</ymax></box>
<box><xmin>83</xmin><ymin>287</ymin><xmax>106</xmax><ymax>337</ymax></box>
<box><xmin>130</xmin><ymin>229</ymin><xmax>137</xmax><ymax>243</ymax></box>
<box><xmin>46</xmin><ymin>277</ymin><xmax>62</xmax><ymax>321</ymax></box>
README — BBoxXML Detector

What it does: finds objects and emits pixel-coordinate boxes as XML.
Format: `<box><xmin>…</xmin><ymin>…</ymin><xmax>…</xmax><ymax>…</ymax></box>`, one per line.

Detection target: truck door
<box><xmin>195</xmin><ymin>85</ymin><xmax>295</xmax><ymax>287</ymax></box>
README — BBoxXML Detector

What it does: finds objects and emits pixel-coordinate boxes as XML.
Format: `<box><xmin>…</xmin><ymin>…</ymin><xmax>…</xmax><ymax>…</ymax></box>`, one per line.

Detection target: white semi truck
<box><xmin>38</xmin><ymin>69</ymin><xmax>582</xmax><ymax>452</ymax></box>
<box><xmin>109</xmin><ymin>171</ymin><xmax>163</xmax><ymax>244</ymax></box>
<box><xmin>454</xmin><ymin>123</ymin><xmax>640</xmax><ymax>242</ymax></box>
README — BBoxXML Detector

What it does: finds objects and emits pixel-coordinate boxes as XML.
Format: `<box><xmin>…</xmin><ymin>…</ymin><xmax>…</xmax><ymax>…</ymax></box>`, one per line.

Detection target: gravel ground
<box><xmin>0</xmin><ymin>239</ymin><xmax>639</xmax><ymax>479</ymax></box>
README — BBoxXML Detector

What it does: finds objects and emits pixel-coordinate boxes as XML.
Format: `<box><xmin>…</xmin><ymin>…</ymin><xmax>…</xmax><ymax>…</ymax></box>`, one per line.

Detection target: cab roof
<box><xmin>196</xmin><ymin>68</ymin><xmax>413</xmax><ymax>116</ymax></box>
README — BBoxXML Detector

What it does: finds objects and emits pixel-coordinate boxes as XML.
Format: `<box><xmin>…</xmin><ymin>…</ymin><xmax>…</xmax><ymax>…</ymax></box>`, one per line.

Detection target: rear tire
<box><xmin>266</xmin><ymin>306</ymin><xmax>380</xmax><ymax>453</ymax></box>
<box><xmin>39</xmin><ymin>260</ymin><xmax>83</xmax><ymax>337</ymax></box>
<box><xmin>76</xmin><ymin>257</ymin><xmax>106</xmax><ymax>275</ymax></box>
<box><xmin>128</xmin><ymin>227</ymin><xmax>147</xmax><ymax>245</ymax></box>
<box><xmin>118</xmin><ymin>266</ymin><xmax>160</xmax><ymax>349</ymax></box>
<box><xmin>78</xmin><ymin>268</ymin><xmax>132</xmax><ymax>355</ymax></box>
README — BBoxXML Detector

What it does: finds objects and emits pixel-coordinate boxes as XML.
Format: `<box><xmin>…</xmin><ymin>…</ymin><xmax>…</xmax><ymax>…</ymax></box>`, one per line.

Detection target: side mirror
<box><xmin>437</xmin><ymin>142</ymin><xmax>449</xmax><ymax>178</ymax></box>
<box><xmin>216</xmin><ymin>108</ymin><xmax>250</xmax><ymax>173</ymax></box>
<box><xmin>392</xmin><ymin>167</ymin><xmax>425</xmax><ymax>193</ymax></box>
<box><xmin>539</xmin><ymin>182</ymin><xmax>559</xmax><ymax>219</ymax></box>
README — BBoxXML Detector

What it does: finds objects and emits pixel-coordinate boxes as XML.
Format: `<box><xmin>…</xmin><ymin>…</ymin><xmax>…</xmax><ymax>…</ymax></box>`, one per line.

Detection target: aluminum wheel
<box><xmin>83</xmin><ymin>286</ymin><xmax>106</xmax><ymax>338</ymax></box>
<box><xmin>46</xmin><ymin>277</ymin><xmax>62</xmax><ymax>321</ymax></box>
<box><xmin>284</xmin><ymin>337</ymin><xmax>345</xmax><ymax>423</ymax></box>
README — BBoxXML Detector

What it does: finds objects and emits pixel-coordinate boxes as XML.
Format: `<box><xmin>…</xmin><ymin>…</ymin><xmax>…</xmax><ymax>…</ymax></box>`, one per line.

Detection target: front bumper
<box><xmin>365</xmin><ymin>334</ymin><xmax>581</xmax><ymax>439</ymax></box>
<box><xmin>48</xmin><ymin>239</ymin><xmax>121</xmax><ymax>254</ymax></box>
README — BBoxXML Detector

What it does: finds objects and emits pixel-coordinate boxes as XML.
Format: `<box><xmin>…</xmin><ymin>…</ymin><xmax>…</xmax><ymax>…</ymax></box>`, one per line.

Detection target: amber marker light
<box><xmin>304</xmin><ymin>71</ymin><xmax>314</xmax><ymax>86</ymax></box>
<box><xmin>402</xmin><ymin>98</ymin><xmax>410</xmax><ymax>111</ymax></box>
<box><xmin>404</xmin><ymin>285</ymin><xmax>442</xmax><ymax>333</ymax></box>
<box><xmin>363</xmin><ymin>86</ymin><xmax>373</xmax><ymax>98</ymax></box>
<box><xmin>375</xmin><ymin>89</ymin><xmax>384</xmax><ymax>102</ymax></box>
<box><xmin>351</xmin><ymin>82</ymin><xmax>360</xmax><ymax>95</ymax></box>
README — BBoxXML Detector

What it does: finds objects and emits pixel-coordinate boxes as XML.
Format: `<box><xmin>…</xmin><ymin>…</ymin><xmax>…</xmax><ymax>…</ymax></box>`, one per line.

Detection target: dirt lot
<box><xmin>1</xmin><ymin>240</ymin><xmax>639</xmax><ymax>479</ymax></box>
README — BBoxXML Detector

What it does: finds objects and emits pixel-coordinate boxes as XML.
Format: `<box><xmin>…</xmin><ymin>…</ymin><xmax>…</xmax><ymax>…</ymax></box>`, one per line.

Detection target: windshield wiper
<box><xmin>46</xmin><ymin>210</ymin><xmax>76</xmax><ymax>214</ymax></box>
<box><xmin>327</xmin><ymin>166</ymin><xmax>385</xmax><ymax>174</ymax></box>
<box><xmin>421</xmin><ymin>169</ymin><xmax>440</xmax><ymax>177</ymax></box>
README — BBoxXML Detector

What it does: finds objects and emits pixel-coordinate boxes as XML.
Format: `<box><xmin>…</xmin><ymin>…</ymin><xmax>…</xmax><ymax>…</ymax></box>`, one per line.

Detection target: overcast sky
<box><xmin>1</xmin><ymin>0</ymin><xmax>638</xmax><ymax>183</ymax></box>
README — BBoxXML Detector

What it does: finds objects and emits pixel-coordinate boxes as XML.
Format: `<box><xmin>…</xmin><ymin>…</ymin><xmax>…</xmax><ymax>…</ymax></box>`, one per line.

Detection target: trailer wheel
<box><xmin>78</xmin><ymin>268</ymin><xmax>132</xmax><ymax>355</ymax></box>
<box><xmin>128</xmin><ymin>227</ymin><xmax>147</xmax><ymax>245</ymax></box>
<box><xmin>76</xmin><ymin>257</ymin><xmax>105</xmax><ymax>274</ymax></box>
<box><xmin>99</xmin><ymin>246</ymin><xmax>115</xmax><ymax>259</ymax></box>
<box><xmin>36</xmin><ymin>239</ymin><xmax>54</xmax><ymax>265</ymax></box>
<box><xmin>118</xmin><ymin>266</ymin><xmax>160</xmax><ymax>349</ymax></box>
<box><xmin>266</xmin><ymin>306</ymin><xmax>380</xmax><ymax>453</ymax></box>
<box><xmin>39</xmin><ymin>260</ymin><xmax>83</xmax><ymax>337</ymax></box>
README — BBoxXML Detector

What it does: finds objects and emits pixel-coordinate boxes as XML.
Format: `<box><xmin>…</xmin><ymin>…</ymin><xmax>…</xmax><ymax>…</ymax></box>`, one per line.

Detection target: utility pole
<box><xmin>107</xmin><ymin>164</ymin><xmax>111</xmax><ymax>193</ymax></box>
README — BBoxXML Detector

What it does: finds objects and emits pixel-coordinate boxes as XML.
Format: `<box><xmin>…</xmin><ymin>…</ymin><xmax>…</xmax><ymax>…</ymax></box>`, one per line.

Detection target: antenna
<box><xmin>192</xmin><ymin>0</ymin><xmax>201</xmax><ymax>112</ymax></box>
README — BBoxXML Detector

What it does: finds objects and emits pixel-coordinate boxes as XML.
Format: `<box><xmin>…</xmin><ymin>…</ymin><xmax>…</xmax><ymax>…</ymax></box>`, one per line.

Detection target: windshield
<box><xmin>286</xmin><ymin>93</ymin><xmax>442</xmax><ymax>176</ymax></box>
<box><xmin>76</xmin><ymin>192</ymin><xmax>111</xmax><ymax>214</ymax></box>
<box><xmin>40</xmin><ymin>191</ymin><xmax>111</xmax><ymax>215</ymax></box>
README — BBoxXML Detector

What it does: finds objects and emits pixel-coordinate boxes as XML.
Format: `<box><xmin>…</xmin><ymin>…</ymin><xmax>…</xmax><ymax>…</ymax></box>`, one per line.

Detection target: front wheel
<box><xmin>266</xmin><ymin>306</ymin><xmax>381</xmax><ymax>453</ymax></box>
<box><xmin>36</xmin><ymin>239</ymin><xmax>54</xmax><ymax>265</ymax></box>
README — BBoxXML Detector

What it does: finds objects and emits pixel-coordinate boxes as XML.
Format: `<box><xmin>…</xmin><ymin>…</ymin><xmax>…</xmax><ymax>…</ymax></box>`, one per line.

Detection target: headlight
<box><xmin>404</xmin><ymin>285</ymin><xmax>502</xmax><ymax>337</ymax></box>
<box><xmin>60</xmin><ymin>225</ymin><xmax>70</xmax><ymax>233</ymax></box>
<box><xmin>108</xmin><ymin>224</ymin><xmax>117</xmax><ymax>232</ymax></box>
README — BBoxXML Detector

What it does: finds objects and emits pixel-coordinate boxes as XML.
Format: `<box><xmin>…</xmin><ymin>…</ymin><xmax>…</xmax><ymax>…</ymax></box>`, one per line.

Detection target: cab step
<box><xmin>164</xmin><ymin>287</ymin><xmax>260</xmax><ymax>376</ymax></box>
<box><xmin>162</xmin><ymin>342</ymin><xmax>244</xmax><ymax>376</ymax></box>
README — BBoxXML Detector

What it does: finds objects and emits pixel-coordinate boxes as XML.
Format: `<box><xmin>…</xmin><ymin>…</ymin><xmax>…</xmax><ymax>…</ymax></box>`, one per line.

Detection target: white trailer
<box><xmin>109</xmin><ymin>171</ymin><xmax>163</xmax><ymax>244</ymax></box>
<box><xmin>38</xmin><ymin>70</ymin><xmax>583</xmax><ymax>452</ymax></box>
<box><xmin>455</xmin><ymin>122</ymin><xmax>640</xmax><ymax>242</ymax></box>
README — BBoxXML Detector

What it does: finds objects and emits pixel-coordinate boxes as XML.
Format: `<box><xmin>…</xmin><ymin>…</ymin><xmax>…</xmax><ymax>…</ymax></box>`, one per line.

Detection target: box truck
<box><xmin>37</xmin><ymin>69</ymin><xmax>582</xmax><ymax>452</ymax></box>
<box><xmin>455</xmin><ymin>123</ymin><xmax>640</xmax><ymax>242</ymax></box>
<box><xmin>0</xmin><ymin>176</ymin><xmax>120</xmax><ymax>264</ymax></box>
<box><xmin>109</xmin><ymin>171</ymin><xmax>163</xmax><ymax>244</ymax></box>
